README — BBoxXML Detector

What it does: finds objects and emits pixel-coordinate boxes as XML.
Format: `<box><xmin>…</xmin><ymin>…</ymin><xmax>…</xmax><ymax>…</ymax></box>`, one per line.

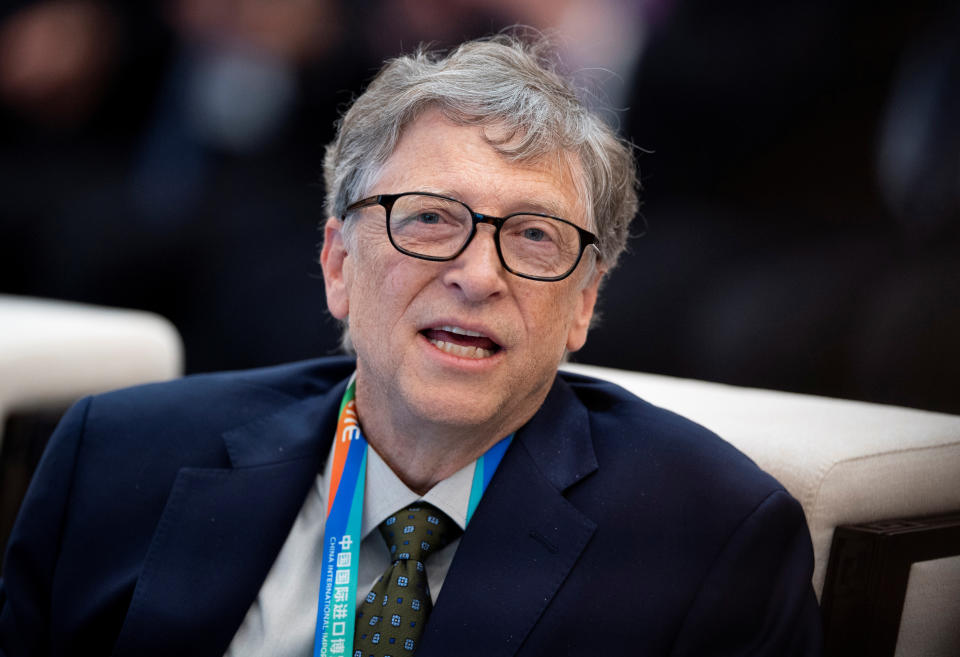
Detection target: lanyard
<box><xmin>312</xmin><ymin>375</ymin><xmax>512</xmax><ymax>657</ymax></box>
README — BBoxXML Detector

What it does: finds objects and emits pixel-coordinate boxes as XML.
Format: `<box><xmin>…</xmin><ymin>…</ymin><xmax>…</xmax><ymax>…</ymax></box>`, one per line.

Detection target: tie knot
<box><xmin>378</xmin><ymin>502</ymin><xmax>461</xmax><ymax>564</ymax></box>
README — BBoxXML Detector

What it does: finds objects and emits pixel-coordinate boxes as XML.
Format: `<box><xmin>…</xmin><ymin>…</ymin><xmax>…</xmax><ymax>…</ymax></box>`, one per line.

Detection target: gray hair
<box><xmin>323</xmin><ymin>32</ymin><xmax>639</xmax><ymax>270</ymax></box>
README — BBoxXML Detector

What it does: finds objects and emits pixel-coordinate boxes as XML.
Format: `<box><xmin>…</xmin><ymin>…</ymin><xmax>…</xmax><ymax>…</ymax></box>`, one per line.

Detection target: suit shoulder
<box><xmin>81</xmin><ymin>356</ymin><xmax>355</xmax><ymax>437</ymax></box>
<box><xmin>560</xmin><ymin>369</ymin><xmax>784</xmax><ymax>498</ymax></box>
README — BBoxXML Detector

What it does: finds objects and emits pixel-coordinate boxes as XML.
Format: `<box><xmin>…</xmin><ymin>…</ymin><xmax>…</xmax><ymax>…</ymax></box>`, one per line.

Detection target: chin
<box><xmin>417</xmin><ymin>395</ymin><xmax>506</xmax><ymax>430</ymax></box>
<box><xmin>421</xmin><ymin>378</ymin><xmax>509</xmax><ymax>421</ymax></box>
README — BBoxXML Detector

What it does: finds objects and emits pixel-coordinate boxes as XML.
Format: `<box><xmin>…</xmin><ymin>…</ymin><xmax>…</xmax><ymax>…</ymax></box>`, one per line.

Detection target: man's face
<box><xmin>321</xmin><ymin>109</ymin><xmax>602</xmax><ymax>437</ymax></box>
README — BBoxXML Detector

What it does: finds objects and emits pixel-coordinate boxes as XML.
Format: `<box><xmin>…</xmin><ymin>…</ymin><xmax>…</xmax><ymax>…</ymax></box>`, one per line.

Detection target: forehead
<box><xmin>370</xmin><ymin>109</ymin><xmax>586</xmax><ymax>223</ymax></box>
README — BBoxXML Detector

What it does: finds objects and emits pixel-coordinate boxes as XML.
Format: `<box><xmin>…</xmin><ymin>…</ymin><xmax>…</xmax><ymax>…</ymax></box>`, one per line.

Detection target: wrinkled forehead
<box><xmin>370</xmin><ymin>108</ymin><xmax>593</xmax><ymax>227</ymax></box>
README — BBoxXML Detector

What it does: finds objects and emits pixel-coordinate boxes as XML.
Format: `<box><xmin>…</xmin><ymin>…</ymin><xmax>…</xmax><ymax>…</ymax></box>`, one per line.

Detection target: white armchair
<box><xmin>0</xmin><ymin>295</ymin><xmax>183</xmax><ymax>567</ymax></box>
<box><xmin>0</xmin><ymin>295</ymin><xmax>183</xmax><ymax>420</ymax></box>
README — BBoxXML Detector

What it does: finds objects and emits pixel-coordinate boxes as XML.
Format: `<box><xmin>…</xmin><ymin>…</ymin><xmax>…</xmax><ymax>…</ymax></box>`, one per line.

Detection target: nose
<box><xmin>440</xmin><ymin>224</ymin><xmax>508</xmax><ymax>302</ymax></box>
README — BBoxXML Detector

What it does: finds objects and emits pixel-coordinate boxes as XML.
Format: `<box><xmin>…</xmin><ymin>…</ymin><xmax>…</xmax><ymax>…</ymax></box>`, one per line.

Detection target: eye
<box><xmin>415</xmin><ymin>212</ymin><xmax>442</xmax><ymax>225</ymax></box>
<box><xmin>393</xmin><ymin>208</ymin><xmax>458</xmax><ymax>229</ymax></box>
<box><xmin>505</xmin><ymin>217</ymin><xmax>561</xmax><ymax>245</ymax></box>
<box><xmin>520</xmin><ymin>226</ymin><xmax>550</xmax><ymax>242</ymax></box>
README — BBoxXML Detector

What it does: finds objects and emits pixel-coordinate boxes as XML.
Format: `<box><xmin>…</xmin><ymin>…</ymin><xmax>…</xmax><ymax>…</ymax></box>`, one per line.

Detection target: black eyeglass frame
<box><xmin>342</xmin><ymin>191</ymin><xmax>600</xmax><ymax>282</ymax></box>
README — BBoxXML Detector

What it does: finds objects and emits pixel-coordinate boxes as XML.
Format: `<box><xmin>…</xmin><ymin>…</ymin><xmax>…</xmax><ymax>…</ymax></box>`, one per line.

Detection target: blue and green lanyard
<box><xmin>312</xmin><ymin>375</ymin><xmax>512</xmax><ymax>657</ymax></box>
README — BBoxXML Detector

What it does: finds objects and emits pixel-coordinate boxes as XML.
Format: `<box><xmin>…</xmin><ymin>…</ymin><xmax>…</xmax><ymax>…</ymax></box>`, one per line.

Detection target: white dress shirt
<box><xmin>224</xmin><ymin>439</ymin><xmax>476</xmax><ymax>657</ymax></box>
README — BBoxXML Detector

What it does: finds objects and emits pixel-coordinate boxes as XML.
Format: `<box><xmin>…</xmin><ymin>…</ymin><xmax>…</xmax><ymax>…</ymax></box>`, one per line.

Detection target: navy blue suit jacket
<box><xmin>0</xmin><ymin>357</ymin><xmax>822</xmax><ymax>656</ymax></box>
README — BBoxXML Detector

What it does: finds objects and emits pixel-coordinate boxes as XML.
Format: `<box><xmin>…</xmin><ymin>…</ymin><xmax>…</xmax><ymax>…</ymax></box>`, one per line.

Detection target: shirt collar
<box><xmin>318</xmin><ymin>432</ymin><xmax>476</xmax><ymax>542</ymax></box>
<box><xmin>361</xmin><ymin>444</ymin><xmax>475</xmax><ymax>540</ymax></box>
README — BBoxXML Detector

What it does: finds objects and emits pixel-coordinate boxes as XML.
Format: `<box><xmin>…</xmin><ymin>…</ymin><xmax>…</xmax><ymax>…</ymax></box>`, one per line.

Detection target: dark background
<box><xmin>2</xmin><ymin>0</ymin><xmax>958</xmax><ymax>414</ymax></box>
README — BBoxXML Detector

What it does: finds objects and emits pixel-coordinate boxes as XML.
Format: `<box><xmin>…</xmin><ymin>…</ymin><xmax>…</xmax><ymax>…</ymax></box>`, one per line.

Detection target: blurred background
<box><xmin>1</xmin><ymin>0</ymin><xmax>958</xmax><ymax>414</ymax></box>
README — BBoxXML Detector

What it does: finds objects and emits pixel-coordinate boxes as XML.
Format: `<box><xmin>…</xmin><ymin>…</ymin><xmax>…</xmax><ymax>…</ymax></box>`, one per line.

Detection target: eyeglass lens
<box><xmin>387</xmin><ymin>194</ymin><xmax>583</xmax><ymax>279</ymax></box>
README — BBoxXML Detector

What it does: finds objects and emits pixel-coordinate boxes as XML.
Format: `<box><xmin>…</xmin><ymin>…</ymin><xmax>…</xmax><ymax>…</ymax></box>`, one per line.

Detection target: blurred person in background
<box><xmin>0</xmin><ymin>0</ymin><xmax>362</xmax><ymax>372</ymax></box>
<box><xmin>2</xmin><ymin>0</ymin><xmax>955</xmax><ymax>413</ymax></box>
<box><xmin>578</xmin><ymin>0</ymin><xmax>960</xmax><ymax>415</ymax></box>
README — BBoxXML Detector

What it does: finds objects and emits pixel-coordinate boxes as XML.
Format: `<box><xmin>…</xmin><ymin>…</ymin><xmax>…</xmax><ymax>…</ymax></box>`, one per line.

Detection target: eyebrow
<box><xmin>411</xmin><ymin>188</ymin><xmax>570</xmax><ymax>219</ymax></box>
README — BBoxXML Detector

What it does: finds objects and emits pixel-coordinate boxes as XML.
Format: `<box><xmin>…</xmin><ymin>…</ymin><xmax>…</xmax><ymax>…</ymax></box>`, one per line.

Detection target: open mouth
<box><xmin>421</xmin><ymin>325</ymin><xmax>502</xmax><ymax>359</ymax></box>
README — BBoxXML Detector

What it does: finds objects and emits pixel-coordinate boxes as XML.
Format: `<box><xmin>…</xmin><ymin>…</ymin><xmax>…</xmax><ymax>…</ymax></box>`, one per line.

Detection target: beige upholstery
<box><xmin>561</xmin><ymin>362</ymin><xmax>960</xmax><ymax>600</ymax></box>
<box><xmin>895</xmin><ymin>555</ymin><xmax>960</xmax><ymax>657</ymax></box>
<box><xmin>0</xmin><ymin>295</ymin><xmax>183</xmax><ymax>430</ymax></box>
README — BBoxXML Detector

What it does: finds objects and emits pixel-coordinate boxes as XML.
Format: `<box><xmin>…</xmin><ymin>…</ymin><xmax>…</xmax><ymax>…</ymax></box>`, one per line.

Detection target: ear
<box><xmin>565</xmin><ymin>268</ymin><xmax>604</xmax><ymax>352</ymax></box>
<box><xmin>320</xmin><ymin>217</ymin><xmax>350</xmax><ymax>320</ymax></box>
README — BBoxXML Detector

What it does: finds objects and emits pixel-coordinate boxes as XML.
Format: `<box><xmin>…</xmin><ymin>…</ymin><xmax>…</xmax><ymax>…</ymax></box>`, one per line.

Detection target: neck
<box><xmin>367</xmin><ymin>432</ymin><xmax>491</xmax><ymax>496</ymax></box>
<box><xmin>352</xmin><ymin>379</ymin><xmax>535</xmax><ymax>496</ymax></box>
<box><xmin>358</xmin><ymin>412</ymin><xmax>504</xmax><ymax>496</ymax></box>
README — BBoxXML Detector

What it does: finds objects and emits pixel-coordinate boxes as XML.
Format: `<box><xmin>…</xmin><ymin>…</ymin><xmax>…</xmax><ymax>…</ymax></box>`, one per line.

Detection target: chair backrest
<box><xmin>0</xmin><ymin>295</ymin><xmax>183</xmax><ymax>423</ymax></box>
<box><xmin>562</xmin><ymin>362</ymin><xmax>960</xmax><ymax>657</ymax></box>
<box><xmin>0</xmin><ymin>295</ymin><xmax>183</xmax><ymax>567</ymax></box>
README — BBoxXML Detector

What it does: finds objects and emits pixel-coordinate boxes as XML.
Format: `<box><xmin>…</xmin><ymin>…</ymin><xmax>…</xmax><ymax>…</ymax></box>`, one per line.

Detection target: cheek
<box><xmin>554</xmin><ymin>284</ymin><xmax>592</xmax><ymax>348</ymax></box>
<box><xmin>517</xmin><ymin>286</ymin><xmax>577</xmax><ymax>351</ymax></box>
<box><xmin>343</xmin><ymin>254</ymin><xmax>385</xmax><ymax>333</ymax></box>
<box><xmin>349</xmin><ymin>252</ymin><xmax>427</xmax><ymax>329</ymax></box>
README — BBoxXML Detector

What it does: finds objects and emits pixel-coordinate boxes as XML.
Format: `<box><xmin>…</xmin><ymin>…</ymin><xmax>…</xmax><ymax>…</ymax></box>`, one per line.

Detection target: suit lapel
<box><xmin>111</xmin><ymin>378</ymin><xmax>348</xmax><ymax>657</ymax></box>
<box><xmin>418</xmin><ymin>376</ymin><xmax>599</xmax><ymax>657</ymax></box>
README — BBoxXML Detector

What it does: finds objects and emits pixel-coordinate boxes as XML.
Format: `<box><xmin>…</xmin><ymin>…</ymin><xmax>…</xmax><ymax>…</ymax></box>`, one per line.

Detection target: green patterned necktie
<box><xmin>354</xmin><ymin>502</ymin><xmax>461</xmax><ymax>656</ymax></box>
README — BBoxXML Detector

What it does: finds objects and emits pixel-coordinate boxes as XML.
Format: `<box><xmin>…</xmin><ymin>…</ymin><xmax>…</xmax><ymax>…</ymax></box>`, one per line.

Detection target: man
<box><xmin>0</xmin><ymin>35</ymin><xmax>822</xmax><ymax>656</ymax></box>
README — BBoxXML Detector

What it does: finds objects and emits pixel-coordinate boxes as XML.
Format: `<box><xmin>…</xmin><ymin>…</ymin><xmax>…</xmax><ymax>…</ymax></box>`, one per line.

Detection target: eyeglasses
<box><xmin>342</xmin><ymin>192</ymin><xmax>600</xmax><ymax>282</ymax></box>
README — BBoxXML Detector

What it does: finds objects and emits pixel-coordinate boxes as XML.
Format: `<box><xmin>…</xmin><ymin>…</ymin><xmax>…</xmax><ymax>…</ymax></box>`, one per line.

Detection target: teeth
<box><xmin>428</xmin><ymin>338</ymin><xmax>494</xmax><ymax>359</ymax></box>
<box><xmin>440</xmin><ymin>325</ymin><xmax>484</xmax><ymax>338</ymax></box>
